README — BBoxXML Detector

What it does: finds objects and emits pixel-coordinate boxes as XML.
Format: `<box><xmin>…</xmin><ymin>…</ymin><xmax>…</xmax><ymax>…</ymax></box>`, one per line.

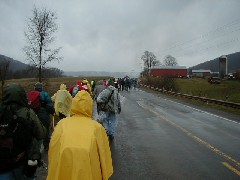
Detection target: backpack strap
<box><xmin>106</xmin><ymin>90</ymin><xmax>114</xmax><ymax>104</ymax></box>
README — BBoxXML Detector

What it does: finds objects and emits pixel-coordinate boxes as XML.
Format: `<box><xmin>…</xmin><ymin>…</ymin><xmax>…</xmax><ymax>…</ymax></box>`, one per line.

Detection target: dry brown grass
<box><xmin>1</xmin><ymin>76</ymin><xmax>111</xmax><ymax>97</ymax></box>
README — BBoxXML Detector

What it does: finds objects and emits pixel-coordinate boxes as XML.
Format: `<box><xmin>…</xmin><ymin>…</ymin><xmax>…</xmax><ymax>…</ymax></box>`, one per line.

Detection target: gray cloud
<box><xmin>1</xmin><ymin>0</ymin><xmax>240</xmax><ymax>73</ymax></box>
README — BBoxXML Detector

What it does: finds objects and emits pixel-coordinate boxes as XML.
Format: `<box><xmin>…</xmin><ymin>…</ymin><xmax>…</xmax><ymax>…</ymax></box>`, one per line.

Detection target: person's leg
<box><xmin>102</xmin><ymin>112</ymin><xmax>110</xmax><ymax>135</ymax></box>
<box><xmin>43</xmin><ymin>126</ymin><xmax>50</xmax><ymax>151</ymax></box>
<box><xmin>108</xmin><ymin>112</ymin><xmax>116</xmax><ymax>139</ymax></box>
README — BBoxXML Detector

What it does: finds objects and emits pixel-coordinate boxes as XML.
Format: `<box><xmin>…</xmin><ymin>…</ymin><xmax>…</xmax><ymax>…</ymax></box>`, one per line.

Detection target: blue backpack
<box><xmin>72</xmin><ymin>85</ymin><xmax>80</xmax><ymax>97</ymax></box>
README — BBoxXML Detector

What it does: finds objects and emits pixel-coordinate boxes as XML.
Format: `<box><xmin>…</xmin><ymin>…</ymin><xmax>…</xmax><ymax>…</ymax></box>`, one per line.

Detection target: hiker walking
<box><xmin>28</xmin><ymin>82</ymin><xmax>55</xmax><ymax>151</ymax></box>
<box><xmin>52</xmin><ymin>84</ymin><xmax>72</xmax><ymax>120</ymax></box>
<box><xmin>90</xmin><ymin>79</ymin><xmax>96</xmax><ymax>92</ymax></box>
<box><xmin>47</xmin><ymin>90</ymin><xmax>113</xmax><ymax>180</ymax></box>
<box><xmin>96</xmin><ymin>80</ymin><xmax>121</xmax><ymax>140</ymax></box>
<box><xmin>93</xmin><ymin>80</ymin><xmax>106</xmax><ymax>111</ymax></box>
<box><xmin>82</xmin><ymin>79</ymin><xmax>92</xmax><ymax>96</ymax></box>
<box><xmin>0</xmin><ymin>83</ymin><xmax>46</xmax><ymax>179</ymax></box>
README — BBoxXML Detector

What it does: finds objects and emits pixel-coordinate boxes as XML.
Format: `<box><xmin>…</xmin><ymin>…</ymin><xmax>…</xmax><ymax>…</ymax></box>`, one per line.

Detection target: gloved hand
<box><xmin>23</xmin><ymin>160</ymin><xmax>38</xmax><ymax>178</ymax></box>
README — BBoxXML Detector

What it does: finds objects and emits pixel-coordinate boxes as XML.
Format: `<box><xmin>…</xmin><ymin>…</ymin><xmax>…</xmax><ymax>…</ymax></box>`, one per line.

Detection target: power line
<box><xmin>175</xmin><ymin>37</ymin><xmax>239</xmax><ymax>66</ymax></box>
<box><xmin>169</xmin><ymin>27</ymin><xmax>240</xmax><ymax>57</ymax></box>
<box><xmin>178</xmin><ymin>37</ymin><xmax>239</xmax><ymax>57</ymax></box>
<box><xmin>159</xmin><ymin>18</ymin><xmax>240</xmax><ymax>56</ymax></box>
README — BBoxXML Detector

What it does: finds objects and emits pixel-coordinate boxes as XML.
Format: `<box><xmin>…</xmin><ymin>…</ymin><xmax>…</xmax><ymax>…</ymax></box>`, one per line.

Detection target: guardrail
<box><xmin>140</xmin><ymin>84</ymin><xmax>240</xmax><ymax>109</ymax></box>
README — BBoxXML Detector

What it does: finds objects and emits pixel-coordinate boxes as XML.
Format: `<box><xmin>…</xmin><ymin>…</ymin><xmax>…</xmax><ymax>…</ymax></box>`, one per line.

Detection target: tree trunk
<box><xmin>39</xmin><ymin>45</ymin><xmax>42</xmax><ymax>82</ymax></box>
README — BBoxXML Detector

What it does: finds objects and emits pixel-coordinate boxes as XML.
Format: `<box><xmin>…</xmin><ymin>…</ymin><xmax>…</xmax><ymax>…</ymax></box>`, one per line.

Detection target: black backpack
<box><xmin>0</xmin><ymin>104</ymin><xmax>32</xmax><ymax>163</ymax></box>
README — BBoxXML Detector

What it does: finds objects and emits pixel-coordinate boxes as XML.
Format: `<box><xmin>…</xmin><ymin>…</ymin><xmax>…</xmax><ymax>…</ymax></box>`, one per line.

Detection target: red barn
<box><xmin>150</xmin><ymin>66</ymin><xmax>188</xmax><ymax>78</ymax></box>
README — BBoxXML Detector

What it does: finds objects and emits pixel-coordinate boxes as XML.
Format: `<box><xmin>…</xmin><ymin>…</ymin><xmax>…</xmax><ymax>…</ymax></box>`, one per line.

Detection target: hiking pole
<box><xmin>51</xmin><ymin>113</ymin><xmax>55</xmax><ymax>130</ymax></box>
<box><xmin>52</xmin><ymin>115</ymin><xmax>55</xmax><ymax>130</ymax></box>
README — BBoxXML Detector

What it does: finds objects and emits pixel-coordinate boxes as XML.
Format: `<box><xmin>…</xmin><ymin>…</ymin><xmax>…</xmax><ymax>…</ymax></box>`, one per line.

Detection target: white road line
<box><xmin>164</xmin><ymin>98</ymin><xmax>240</xmax><ymax>125</ymax></box>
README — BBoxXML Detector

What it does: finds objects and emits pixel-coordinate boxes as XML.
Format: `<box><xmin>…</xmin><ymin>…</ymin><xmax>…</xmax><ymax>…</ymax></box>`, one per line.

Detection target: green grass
<box><xmin>176</xmin><ymin>78</ymin><xmax>240</xmax><ymax>103</ymax></box>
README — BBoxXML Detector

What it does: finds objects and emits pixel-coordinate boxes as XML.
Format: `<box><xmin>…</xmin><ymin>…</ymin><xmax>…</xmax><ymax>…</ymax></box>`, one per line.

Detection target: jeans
<box><xmin>102</xmin><ymin>111</ymin><xmax>117</xmax><ymax>136</ymax></box>
<box><xmin>0</xmin><ymin>165</ymin><xmax>36</xmax><ymax>180</ymax></box>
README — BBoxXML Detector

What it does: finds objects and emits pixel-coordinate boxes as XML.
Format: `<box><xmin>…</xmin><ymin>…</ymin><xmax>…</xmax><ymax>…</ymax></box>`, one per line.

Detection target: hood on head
<box><xmin>82</xmin><ymin>79</ymin><xmax>89</xmax><ymax>85</ymax></box>
<box><xmin>35</xmin><ymin>82</ymin><xmax>43</xmax><ymax>91</ymax></box>
<box><xmin>60</xmin><ymin>84</ymin><xmax>67</xmax><ymax>90</ymax></box>
<box><xmin>3</xmin><ymin>83</ymin><xmax>28</xmax><ymax>106</ymax></box>
<box><xmin>76</xmin><ymin>81</ymin><xmax>82</xmax><ymax>86</ymax></box>
<box><xmin>71</xmin><ymin>90</ymin><xmax>93</xmax><ymax>117</ymax></box>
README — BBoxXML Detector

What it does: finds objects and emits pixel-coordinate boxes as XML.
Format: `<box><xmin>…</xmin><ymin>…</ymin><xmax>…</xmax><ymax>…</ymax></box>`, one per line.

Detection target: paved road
<box><xmin>37</xmin><ymin>88</ymin><xmax>240</xmax><ymax>180</ymax></box>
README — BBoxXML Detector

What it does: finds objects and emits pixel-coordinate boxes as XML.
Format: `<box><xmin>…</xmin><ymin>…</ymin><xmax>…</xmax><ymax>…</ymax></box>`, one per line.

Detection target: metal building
<box><xmin>219</xmin><ymin>55</ymin><xmax>227</xmax><ymax>79</ymax></box>
<box><xmin>192</xmin><ymin>69</ymin><xmax>211</xmax><ymax>78</ymax></box>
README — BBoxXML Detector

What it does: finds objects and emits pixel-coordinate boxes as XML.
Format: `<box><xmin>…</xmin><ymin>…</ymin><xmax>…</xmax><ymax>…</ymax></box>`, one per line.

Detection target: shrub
<box><xmin>141</xmin><ymin>76</ymin><xmax>179</xmax><ymax>91</ymax></box>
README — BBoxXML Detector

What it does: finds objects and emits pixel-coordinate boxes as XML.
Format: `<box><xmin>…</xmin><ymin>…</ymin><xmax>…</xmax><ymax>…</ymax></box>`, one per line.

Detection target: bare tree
<box><xmin>163</xmin><ymin>55</ymin><xmax>178</xmax><ymax>66</ymax></box>
<box><xmin>0</xmin><ymin>60</ymin><xmax>10</xmax><ymax>97</ymax></box>
<box><xmin>141</xmin><ymin>51</ymin><xmax>159</xmax><ymax>75</ymax></box>
<box><xmin>23</xmin><ymin>7</ymin><xmax>62</xmax><ymax>82</ymax></box>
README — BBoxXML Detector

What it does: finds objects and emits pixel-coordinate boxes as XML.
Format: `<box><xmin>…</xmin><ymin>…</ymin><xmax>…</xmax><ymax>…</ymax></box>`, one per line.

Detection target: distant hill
<box><xmin>63</xmin><ymin>71</ymin><xmax>136</xmax><ymax>78</ymax></box>
<box><xmin>4</xmin><ymin>52</ymin><xmax>239</xmax><ymax>77</ymax></box>
<box><xmin>0</xmin><ymin>54</ymin><xmax>134</xmax><ymax>78</ymax></box>
<box><xmin>190</xmin><ymin>52</ymin><xmax>240</xmax><ymax>73</ymax></box>
<box><xmin>0</xmin><ymin>54</ymin><xmax>28</xmax><ymax>71</ymax></box>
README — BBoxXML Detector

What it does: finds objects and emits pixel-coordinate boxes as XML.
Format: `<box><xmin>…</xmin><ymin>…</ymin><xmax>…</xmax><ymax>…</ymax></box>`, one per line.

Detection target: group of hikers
<box><xmin>99</xmin><ymin>76</ymin><xmax>139</xmax><ymax>93</ymax></box>
<box><xmin>0</xmin><ymin>77</ymin><xmax>123</xmax><ymax>179</ymax></box>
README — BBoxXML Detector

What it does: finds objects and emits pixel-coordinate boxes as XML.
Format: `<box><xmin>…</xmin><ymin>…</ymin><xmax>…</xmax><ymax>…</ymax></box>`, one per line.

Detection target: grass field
<box><xmin>176</xmin><ymin>78</ymin><xmax>240</xmax><ymax>103</ymax></box>
<box><xmin>141</xmin><ymin>76</ymin><xmax>240</xmax><ymax>103</ymax></box>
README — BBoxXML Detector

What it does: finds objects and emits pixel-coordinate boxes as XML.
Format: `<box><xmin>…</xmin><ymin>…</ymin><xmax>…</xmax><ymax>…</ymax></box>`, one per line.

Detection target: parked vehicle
<box><xmin>208</xmin><ymin>77</ymin><xmax>221</xmax><ymax>84</ymax></box>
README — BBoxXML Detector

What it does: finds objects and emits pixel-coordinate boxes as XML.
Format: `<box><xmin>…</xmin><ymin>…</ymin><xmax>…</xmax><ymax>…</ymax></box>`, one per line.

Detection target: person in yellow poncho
<box><xmin>51</xmin><ymin>84</ymin><xmax>72</xmax><ymax>120</ymax></box>
<box><xmin>82</xmin><ymin>79</ymin><xmax>92</xmax><ymax>96</ymax></box>
<box><xmin>47</xmin><ymin>90</ymin><xmax>113</xmax><ymax>180</ymax></box>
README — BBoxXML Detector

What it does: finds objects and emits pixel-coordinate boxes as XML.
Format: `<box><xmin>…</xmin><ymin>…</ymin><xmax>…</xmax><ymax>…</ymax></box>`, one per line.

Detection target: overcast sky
<box><xmin>1</xmin><ymin>0</ymin><xmax>240</xmax><ymax>73</ymax></box>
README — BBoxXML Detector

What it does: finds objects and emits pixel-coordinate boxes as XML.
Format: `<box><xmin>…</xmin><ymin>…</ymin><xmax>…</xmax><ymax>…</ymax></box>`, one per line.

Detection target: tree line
<box><xmin>140</xmin><ymin>51</ymin><xmax>178</xmax><ymax>76</ymax></box>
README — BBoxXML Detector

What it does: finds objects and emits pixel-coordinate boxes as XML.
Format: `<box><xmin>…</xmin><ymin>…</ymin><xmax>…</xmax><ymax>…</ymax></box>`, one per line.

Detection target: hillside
<box><xmin>2</xmin><ymin>52</ymin><xmax>240</xmax><ymax>76</ymax></box>
<box><xmin>190</xmin><ymin>52</ymin><xmax>240</xmax><ymax>72</ymax></box>
<box><xmin>0</xmin><ymin>54</ymin><xmax>131</xmax><ymax>77</ymax></box>
<box><xmin>0</xmin><ymin>54</ymin><xmax>28</xmax><ymax>71</ymax></box>
<box><xmin>64</xmin><ymin>71</ymin><xmax>134</xmax><ymax>78</ymax></box>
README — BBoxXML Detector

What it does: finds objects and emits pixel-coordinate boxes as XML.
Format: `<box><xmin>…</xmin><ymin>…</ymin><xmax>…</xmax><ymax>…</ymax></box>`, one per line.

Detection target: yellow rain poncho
<box><xmin>82</xmin><ymin>79</ymin><xmax>92</xmax><ymax>96</ymax></box>
<box><xmin>47</xmin><ymin>90</ymin><xmax>113</xmax><ymax>180</ymax></box>
<box><xmin>51</xmin><ymin>84</ymin><xmax>72</xmax><ymax>117</ymax></box>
